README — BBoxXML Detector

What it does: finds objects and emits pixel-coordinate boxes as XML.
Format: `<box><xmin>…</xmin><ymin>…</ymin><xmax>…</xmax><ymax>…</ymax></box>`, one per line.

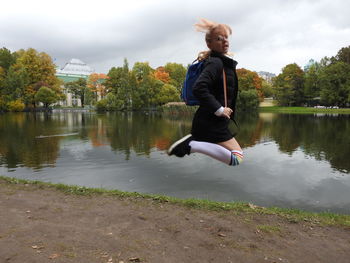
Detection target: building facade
<box><xmin>56</xmin><ymin>58</ymin><xmax>94</xmax><ymax>107</ymax></box>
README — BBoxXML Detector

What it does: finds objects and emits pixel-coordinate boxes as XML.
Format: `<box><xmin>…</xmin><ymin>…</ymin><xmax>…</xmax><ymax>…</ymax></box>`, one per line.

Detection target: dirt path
<box><xmin>1</xmin><ymin>181</ymin><xmax>349</xmax><ymax>263</ymax></box>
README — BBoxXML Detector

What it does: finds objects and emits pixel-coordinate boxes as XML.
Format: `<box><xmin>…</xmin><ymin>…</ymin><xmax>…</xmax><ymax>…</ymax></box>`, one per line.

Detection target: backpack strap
<box><xmin>222</xmin><ymin>69</ymin><xmax>227</xmax><ymax>108</ymax></box>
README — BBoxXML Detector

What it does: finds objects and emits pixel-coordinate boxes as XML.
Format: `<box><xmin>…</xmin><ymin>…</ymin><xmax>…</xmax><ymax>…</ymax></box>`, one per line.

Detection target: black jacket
<box><xmin>193</xmin><ymin>51</ymin><xmax>238</xmax><ymax>120</ymax></box>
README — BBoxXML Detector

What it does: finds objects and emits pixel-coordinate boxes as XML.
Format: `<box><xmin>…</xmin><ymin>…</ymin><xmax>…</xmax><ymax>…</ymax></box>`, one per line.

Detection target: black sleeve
<box><xmin>193</xmin><ymin>57</ymin><xmax>223</xmax><ymax>113</ymax></box>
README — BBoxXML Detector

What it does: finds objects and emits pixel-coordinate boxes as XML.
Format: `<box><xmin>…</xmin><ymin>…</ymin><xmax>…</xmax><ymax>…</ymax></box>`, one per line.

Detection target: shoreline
<box><xmin>1</xmin><ymin>175</ymin><xmax>349</xmax><ymax>227</ymax></box>
<box><xmin>1</xmin><ymin>175</ymin><xmax>350</xmax><ymax>262</ymax></box>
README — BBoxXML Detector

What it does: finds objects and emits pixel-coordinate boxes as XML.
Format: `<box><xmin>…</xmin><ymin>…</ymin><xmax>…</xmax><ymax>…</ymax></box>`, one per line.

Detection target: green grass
<box><xmin>161</xmin><ymin>104</ymin><xmax>198</xmax><ymax>116</ymax></box>
<box><xmin>1</xmin><ymin>175</ymin><xmax>350</xmax><ymax>227</ymax></box>
<box><xmin>259</xmin><ymin>106</ymin><xmax>350</xmax><ymax>114</ymax></box>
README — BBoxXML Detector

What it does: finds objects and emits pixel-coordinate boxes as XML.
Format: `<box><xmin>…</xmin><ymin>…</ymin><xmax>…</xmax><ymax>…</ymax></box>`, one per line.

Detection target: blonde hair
<box><xmin>194</xmin><ymin>18</ymin><xmax>233</xmax><ymax>61</ymax></box>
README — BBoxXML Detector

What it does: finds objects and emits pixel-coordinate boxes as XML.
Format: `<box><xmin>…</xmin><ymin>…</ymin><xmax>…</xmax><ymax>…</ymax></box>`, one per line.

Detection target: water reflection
<box><xmin>0</xmin><ymin>112</ymin><xmax>349</xmax><ymax>213</ymax></box>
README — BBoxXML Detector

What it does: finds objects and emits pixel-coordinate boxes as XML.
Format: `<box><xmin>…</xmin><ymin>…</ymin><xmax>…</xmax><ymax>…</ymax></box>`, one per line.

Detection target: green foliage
<box><xmin>7</xmin><ymin>99</ymin><xmax>25</xmax><ymax>112</ymax></box>
<box><xmin>304</xmin><ymin>63</ymin><xmax>321</xmax><ymax>102</ymax></box>
<box><xmin>95</xmin><ymin>98</ymin><xmax>108</xmax><ymax>111</ymax></box>
<box><xmin>273</xmin><ymin>63</ymin><xmax>304</xmax><ymax>106</ymax></box>
<box><xmin>237</xmin><ymin>89</ymin><xmax>259</xmax><ymax>111</ymax></box>
<box><xmin>318</xmin><ymin>62</ymin><xmax>350</xmax><ymax>107</ymax></box>
<box><xmin>105</xmin><ymin>62</ymin><xmax>131</xmax><ymax>110</ymax></box>
<box><xmin>261</xmin><ymin>80</ymin><xmax>274</xmax><ymax>98</ymax></box>
<box><xmin>2</xmin><ymin>45</ymin><xmax>350</xmax><ymax>110</ymax></box>
<box><xmin>259</xmin><ymin>106</ymin><xmax>350</xmax><ymax>114</ymax></box>
<box><xmin>65</xmin><ymin>78</ymin><xmax>89</xmax><ymax>107</ymax></box>
<box><xmin>333</xmin><ymin>45</ymin><xmax>350</xmax><ymax>64</ymax></box>
<box><xmin>0</xmin><ymin>47</ymin><xmax>17</xmax><ymax>73</ymax></box>
<box><xmin>0</xmin><ymin>96</ymin><xmax>7</xmax><ymax>111</ymax></box>
<box><xmin>3</xmin><ymin>65</ymin><xmax>29</xmax><ymax>101</ymax></box>
<box><xmin>164</xmin><ymin>62</ymin><xmax>187</xmax><ymax>93</ymax></box>
<box><xmin>156</xmin><ymin>84</ymin><xmax>180</xmax><ymax>105</ymax></box>
<box><xmin>34</xmin><ymin>86</ymin><xmax>58</xmax><ymax>108</ymax></box>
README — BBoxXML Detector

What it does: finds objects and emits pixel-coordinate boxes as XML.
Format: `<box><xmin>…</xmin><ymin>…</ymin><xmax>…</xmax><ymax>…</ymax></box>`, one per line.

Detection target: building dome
<box><xmin>56</xmin><ymin>58</ymin><xmax>94</xmax><ymax>76</ymax></box>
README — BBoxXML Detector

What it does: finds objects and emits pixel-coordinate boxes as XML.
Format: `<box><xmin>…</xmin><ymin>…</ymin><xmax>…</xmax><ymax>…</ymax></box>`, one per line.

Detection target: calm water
<box><xmin>0</xmin><ymin>111</ymin><xmax>349</xmax><ymax>214</ymax></box>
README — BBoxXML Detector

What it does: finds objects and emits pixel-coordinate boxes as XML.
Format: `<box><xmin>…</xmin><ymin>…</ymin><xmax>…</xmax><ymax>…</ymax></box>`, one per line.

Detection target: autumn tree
<box><xmin>154</xmin><ymin>66</ymin><xmax>170</xmax><ymax>83</ymax></box>
<box><xmin>87</xmin><ymin>73</ymin><xmax>108</xmax><ymax>102</ymax></box>
<box><xmin>11</xmin><ymin>48</ymin><xmax>62</xmax><ymax>107</ymax></box>
<box><xmin>235</xmin><ymin>68</ymin><xmax>262</xmax><ymax>111</ymax></box>
<box><xmin>236</xmin><ymin>68</ymin><xmax>263</xmax><ymax>98</ymax></box>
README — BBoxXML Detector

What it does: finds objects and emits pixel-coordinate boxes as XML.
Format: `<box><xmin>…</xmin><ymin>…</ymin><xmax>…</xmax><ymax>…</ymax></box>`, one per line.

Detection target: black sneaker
<box><xmin>167</xmin><ymin>134</ymin><xmax>193</xmax><ymax>157</ymax></box>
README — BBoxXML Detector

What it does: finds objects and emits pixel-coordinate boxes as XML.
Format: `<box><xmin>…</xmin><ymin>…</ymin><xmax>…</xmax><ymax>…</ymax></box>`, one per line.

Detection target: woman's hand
<box><xmin>222</xmin><ymin>107</ymin><xmax>233</xmax><ymax>119</ymax></box>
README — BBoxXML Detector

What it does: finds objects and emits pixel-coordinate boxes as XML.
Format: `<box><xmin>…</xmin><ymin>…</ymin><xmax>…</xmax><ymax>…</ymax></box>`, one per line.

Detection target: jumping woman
<box><xmin>168</xmin><ymin>18</ymin><xmax>243</xmax><ymax>166</ymax></box>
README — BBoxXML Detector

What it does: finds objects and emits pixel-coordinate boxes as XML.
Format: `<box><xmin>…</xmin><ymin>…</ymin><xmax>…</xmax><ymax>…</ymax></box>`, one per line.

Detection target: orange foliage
<box><xmin>154</xmin><ymin>67</ymin><xmax>170</xmax><ymax>83</ymax></box>
<box><xmin>88</xmin><ymin>73</ymin><xmax>109</xmax><ymax>98</ymax></box>
<box><xmin>236</xmin><ymin>68</ymin><xmax>264</xmax><ymax>99</ymax></box>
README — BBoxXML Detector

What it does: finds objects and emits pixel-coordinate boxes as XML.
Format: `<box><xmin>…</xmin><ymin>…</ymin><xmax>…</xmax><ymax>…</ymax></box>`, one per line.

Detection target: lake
<box><xmin>0</xmin><ymin>111</ymin><xmax>349</xmax><ymax>214</ymax></box>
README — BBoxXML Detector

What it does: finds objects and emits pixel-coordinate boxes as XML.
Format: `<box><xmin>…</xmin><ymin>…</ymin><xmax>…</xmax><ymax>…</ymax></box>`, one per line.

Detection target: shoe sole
<box><xmin>167</xmin><ymin>134</ymin><xmax>192</xmax><ymax>156</ymax></box>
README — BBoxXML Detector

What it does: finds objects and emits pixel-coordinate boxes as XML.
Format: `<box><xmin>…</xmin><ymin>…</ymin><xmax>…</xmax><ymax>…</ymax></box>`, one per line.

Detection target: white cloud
<box><xmin>1</xmin><ymin>0</ymin><xmax>349</xmax><ymax>74</ymax></box>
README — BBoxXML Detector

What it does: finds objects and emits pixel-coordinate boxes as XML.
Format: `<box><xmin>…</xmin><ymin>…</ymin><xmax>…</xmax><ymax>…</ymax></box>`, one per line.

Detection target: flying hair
<box><xmin>194</xmin><ymin>18</ymin><xmax>233</xmax><ymax>61</ymax></box>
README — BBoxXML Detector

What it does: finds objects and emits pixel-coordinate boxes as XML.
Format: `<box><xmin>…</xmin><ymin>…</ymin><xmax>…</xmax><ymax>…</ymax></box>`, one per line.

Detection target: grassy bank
<box><xmin>1</xmin><ymin>175</ymin><xmax>349</xmax><ymax>227</ymax></box>
<box><xmin>259</xmin><ymin>106</ymin><xmax>350</xmax><ymax>114</ymax></box>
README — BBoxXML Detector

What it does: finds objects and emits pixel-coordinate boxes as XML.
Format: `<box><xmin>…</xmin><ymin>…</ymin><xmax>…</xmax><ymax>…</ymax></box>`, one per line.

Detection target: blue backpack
<box><xmin>181</xmin><ymin>60</ymin><xmax>205</xmax><ymax>106</ymax></box>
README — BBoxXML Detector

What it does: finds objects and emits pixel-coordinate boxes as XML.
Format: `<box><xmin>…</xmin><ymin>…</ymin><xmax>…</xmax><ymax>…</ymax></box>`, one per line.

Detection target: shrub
<box><xmin>8</xmin><ymin>99</ymin><xmax>25</xmax><ymax>112</ymax></box>
<box><xmin>237</xmin><ymin>89</ymin><xmax>259</xmax><ymax>111</ymax></box>
<box><xmin>95</xmin><ymin>98</ymin><xmax>108</xmax><ymax>111</ymax></box>
<box><xmin>0</xmin><ymin>97</ymin><xmax>8</xmax><ymax>111</ymax></box>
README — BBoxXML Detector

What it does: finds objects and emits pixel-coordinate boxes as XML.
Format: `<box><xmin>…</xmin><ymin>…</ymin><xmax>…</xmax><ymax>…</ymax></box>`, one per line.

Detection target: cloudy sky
<box><xmin>1</xmin><ymin>0</ymin><xmax>350</xmax><ymax>75</ymax></box>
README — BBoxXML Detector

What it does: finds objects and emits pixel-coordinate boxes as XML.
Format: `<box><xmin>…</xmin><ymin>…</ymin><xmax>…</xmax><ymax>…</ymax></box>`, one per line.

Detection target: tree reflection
<box><xmin>0</xmin><ymin>112</ymin><xmax>349</xmax><ymax>173</ymax></box>
<box><xmin>0</xmin><ymin>113</ymin><xmax>60</xmax><ymax>170</ymax></box>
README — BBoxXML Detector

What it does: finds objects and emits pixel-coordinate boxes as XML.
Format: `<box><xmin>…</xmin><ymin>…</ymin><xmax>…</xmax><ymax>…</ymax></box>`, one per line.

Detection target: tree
<box><xmin>65</xmin><ymin>78</ymin><xmax>89</xmax><ymax>107</ymax></box>
<box><xmin>333</xmin><ymin>45</ymin><xmax>350</xmax><ymax>64</ymax></box>
<box><xmin>87</xmin><ymin>73</ymin><xmax>108</xmax><ymax>103</ymax></box>
<box><xmin>273</xmin><ymin>63</ymin><xmax>304</xmax><ymax>106</ymax></box>
<box><xmin>261</xmin><ymin>79</ymin><xmax>274</xmax><ymax>98</ymax></box>
<box><xmin>164</xmin><ymin>63</ymin><xmax>187</xmax><ymax>93</ymax></box>
<box><xmin>304</xmin><ymin>63</ymin><xmax>321</xmax><ymax>104</ymax></box>
<box><xmin>236</xmin><ymin>68</ymin><xmax>263</xmax><ymax>99</ymax></box>
<box><xmin>13</xmin><ymin>48</ymin><xmax>62</xmax><ymax>107</ymax></box>
<box><xmin>105</xmin><ymin>59</ymin><xmax>131</xmax><ymax>110</ymax></box>
<box><xmin>156</xmin><ymin>84</ymin><xmax>180</xmax><ymax>105</ymax></box>
<box><xmin>34</xmin><ymin>86</ymin><xmax>58</xmax><ymax>108</ymax></box>
<box><xmin>131</xmin><ymin>62</ymin><xmax>154</xmax><ymax>109</ymax></box>
<box><xmin>237</xmin><ymin>89</ymin><xmax>259</xmax><ymax>111</ymax></box>
<box><xmin>0</xmin><ymin>47</ymin><xmax>17</xmax><ymax>73</ymax></box>
<box><xmin>3</xmin><ymin>64</ymin><xmax>29</xmax><ymax>101</ymax></box>
<box><xmin>154</xmin><ymin>66</ymin><xmax>170</xmax><ymax>83</ymax></box>
<box><xmin>319</xmin><ymin>62</ymin><xmax>350</xmax><ymax>107</ymax></box>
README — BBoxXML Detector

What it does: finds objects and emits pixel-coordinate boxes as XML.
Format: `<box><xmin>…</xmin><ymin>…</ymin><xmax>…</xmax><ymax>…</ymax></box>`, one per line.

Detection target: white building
<box><xmin>56</xmin><ymin>59</ymin><xmax>94</xmax><ymax>107</ymax></box>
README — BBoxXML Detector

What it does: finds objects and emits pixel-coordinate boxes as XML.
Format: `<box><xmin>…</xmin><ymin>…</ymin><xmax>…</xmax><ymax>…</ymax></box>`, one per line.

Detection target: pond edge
<box><xmin>1</xmin><ymin>175</ymin><xmax>349</xmax><ymax>227</ymax></box>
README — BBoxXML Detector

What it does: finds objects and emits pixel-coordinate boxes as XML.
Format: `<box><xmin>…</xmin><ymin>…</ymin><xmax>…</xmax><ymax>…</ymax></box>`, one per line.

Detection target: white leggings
<box><xmin>189</xmin><ymin>140</ymin><xmax>243</xmax><ymax>166</ymax></box>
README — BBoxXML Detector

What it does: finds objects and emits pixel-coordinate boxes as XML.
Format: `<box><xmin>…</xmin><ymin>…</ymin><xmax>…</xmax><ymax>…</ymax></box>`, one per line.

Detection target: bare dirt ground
<box><xmin>1</xmin><ymin>181</ymin><xmax>350</xmax><ymax>263</ymax></box>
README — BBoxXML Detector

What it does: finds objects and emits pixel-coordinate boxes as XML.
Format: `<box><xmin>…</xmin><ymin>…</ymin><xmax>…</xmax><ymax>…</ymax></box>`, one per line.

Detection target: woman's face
<box><xmin>207</xmin><ymin>26</ymin><xmax>230</xmax><ymax>54</ymax></box>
